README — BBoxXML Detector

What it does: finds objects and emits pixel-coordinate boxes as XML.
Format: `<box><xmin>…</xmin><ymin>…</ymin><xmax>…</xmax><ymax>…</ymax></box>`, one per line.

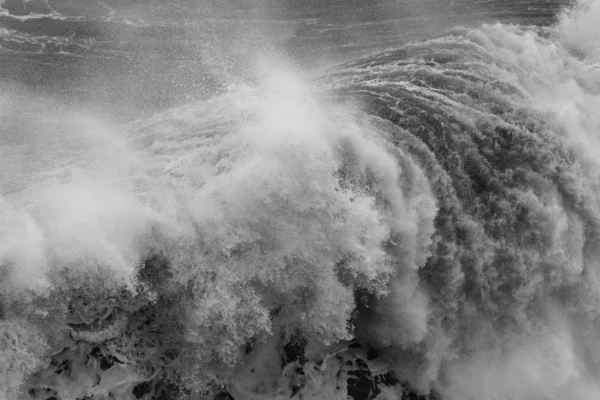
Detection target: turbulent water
<box><xmin>2</xmin><ymin>0</ymin><xmax>600</xmax><ymax>399</ymax></box>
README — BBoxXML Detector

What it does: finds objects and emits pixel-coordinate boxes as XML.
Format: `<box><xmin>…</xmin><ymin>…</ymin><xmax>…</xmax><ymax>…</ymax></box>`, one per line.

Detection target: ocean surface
<box><xmin>0</xmin><ymin>0</ymin><xmax>569</xmax><ymax>117</ymax></box>
<box><xmin>2</xmin><ymin>1</ymin><xmax>600</xmax><ymax>400</ymax></box>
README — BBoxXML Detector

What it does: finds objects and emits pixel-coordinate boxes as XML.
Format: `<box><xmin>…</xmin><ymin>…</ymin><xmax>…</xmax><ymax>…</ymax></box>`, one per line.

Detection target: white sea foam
<box><xmin>3</xmin><ymin>1</ymin><xmax>600</xmax><ymax>400</ymax></box>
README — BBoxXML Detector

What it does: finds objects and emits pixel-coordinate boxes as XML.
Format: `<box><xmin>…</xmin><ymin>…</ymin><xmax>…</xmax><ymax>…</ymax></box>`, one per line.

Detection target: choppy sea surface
<box><xmin>3</xmin><ymin>1</ymin><xmax>600</xmax><ymax>400</ymax></box>
<box><xmin>0</xmin><ymin>0</ymin><xmax>570</xmax><ymax>116</ymax></box>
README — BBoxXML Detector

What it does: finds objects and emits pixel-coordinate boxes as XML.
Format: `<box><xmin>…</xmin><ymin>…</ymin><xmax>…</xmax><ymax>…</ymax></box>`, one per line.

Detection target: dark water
<box><xmin>3</xmin><ymin>1</ymin><xmax>600</xmax><ymax>400</ymax></box>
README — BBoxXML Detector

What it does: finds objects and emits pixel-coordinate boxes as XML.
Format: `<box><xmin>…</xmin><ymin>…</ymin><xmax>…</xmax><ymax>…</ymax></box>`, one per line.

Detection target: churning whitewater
<box><xmin>2</xmin><ymin>1</ymin><xmax>600</xmax><ymax>399</ymax></box>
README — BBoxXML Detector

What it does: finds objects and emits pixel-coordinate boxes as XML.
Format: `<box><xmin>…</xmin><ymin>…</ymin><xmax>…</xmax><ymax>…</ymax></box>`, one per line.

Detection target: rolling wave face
<box><xmin>327</xmin><ymin>20</ymin><xmax>600</xmax><ymax>398</ymax></box>
<box><xmin>2</xmin><ymin>2</ymin><xmax>600</xmax><ymax>400</ymax></box>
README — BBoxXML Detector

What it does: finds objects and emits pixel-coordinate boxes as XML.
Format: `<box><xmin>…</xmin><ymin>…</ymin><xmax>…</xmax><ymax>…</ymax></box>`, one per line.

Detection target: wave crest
<box><xmin>4</xmin><ymin>5</ymin><xmax>600</xmax><ymax>399</ymax></box>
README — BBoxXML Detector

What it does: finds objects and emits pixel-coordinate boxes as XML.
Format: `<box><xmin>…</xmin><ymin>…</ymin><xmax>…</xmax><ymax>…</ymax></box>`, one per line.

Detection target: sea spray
<box><xmin>3</xmin><ymin>2</ymin><xmax>600</xmax><ymax>399</ymax></box>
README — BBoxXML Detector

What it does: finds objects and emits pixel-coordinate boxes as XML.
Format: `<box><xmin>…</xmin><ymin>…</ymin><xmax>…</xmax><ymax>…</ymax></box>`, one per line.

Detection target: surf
<box><xmin>2</xmin><ymin>1</ymin><xmax>600</xmax><ymax>399</ymax></box>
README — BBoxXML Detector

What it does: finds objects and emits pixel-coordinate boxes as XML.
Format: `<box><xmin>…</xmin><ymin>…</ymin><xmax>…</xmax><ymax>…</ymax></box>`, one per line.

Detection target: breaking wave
<box><xmin>2</xmin><ymin>1</ymin><xmax>600</xmax><ymax>399</ymax></box>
